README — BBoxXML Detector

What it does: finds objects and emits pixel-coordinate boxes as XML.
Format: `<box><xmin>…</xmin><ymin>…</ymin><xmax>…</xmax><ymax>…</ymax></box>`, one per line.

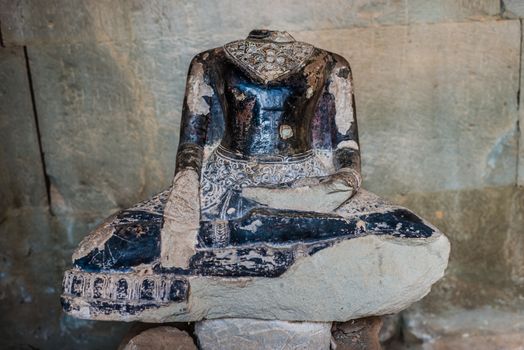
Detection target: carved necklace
<box><xmin>224</xmin><ymin>32</ymin><xmax>314</xmax><ymax>83</ymax></box>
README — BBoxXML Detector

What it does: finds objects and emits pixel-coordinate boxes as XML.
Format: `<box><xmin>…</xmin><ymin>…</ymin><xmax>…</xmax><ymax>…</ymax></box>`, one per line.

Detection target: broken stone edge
<box><xmin>61</xmin><ymin>232</ymin><xmax>450</xmax><ymax>322</ymax></box>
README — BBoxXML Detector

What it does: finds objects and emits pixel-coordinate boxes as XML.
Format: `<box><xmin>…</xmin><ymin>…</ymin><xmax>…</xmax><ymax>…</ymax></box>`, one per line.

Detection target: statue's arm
<box><xmin>161</xmin><ymin>53</ymin><xmax>216</xmax><ymax>268</ymax></box>
<box><xmin>326</xmin><ymin>54</ymin><xmax>362</xmax><ymax>192</ymax></box>
<box><xmin>174</xmin><ymin>53</ymin><xmax>215</xmax><ymax>176</ymax></box>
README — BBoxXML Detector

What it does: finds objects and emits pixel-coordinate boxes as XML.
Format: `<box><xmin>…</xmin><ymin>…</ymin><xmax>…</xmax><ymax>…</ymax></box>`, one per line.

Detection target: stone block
<box><xmin>0</xmin><ymin>206</ymin><xmax>129</xmax><ymax>349</ymax></box>
<box><xmin>26</xmin><ymin>39</ymin><xmax>199</xmax><ymax>217</ymax></box>
<box><xmin>392</xmin><ymin>186</ymin><xmax>524</xmax><ymax>311</ymax></box>
<box><xmin>120</xmin><ymin>326</ymin><xmax>196</xmax><ymax>350</ymax></box>
<box><xmin>503</xmin><ymin>0</ymin><xmax>524</xmax><ymax>18</ymax></box>
<box><xmin>296</xmin><ymin>20</ymin><xmax>520</xmax><ymax>196</ymax></box>
<box><xmin>395</xmin><ymin>186</ymin><xmax>524</xmax><ymax>347</ymax></box>
<box><xmin>0</xmin><ymin>0</ymin><xmax>132</xmax><ymax>46</ymax></box>
<box><xmin>195</xmin><ymin>318</ymin><xmax>332</xmax><ymax>350</ymax></box>
<box><xmin>0</xmin><ymin>0</ymin><xmax>500</xmax><ymax>46</ymax></box>
<box><xmin>0</xmin><ymin>47</ymin><xmax>47</xmax><ymax>212</ymax></box>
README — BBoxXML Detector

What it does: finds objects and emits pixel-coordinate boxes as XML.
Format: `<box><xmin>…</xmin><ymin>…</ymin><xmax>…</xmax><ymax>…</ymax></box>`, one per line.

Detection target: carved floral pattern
<box><xmin>224</xmin><ymin>40</ymin><xmax>314</xmax><ymax>83</ymax></box>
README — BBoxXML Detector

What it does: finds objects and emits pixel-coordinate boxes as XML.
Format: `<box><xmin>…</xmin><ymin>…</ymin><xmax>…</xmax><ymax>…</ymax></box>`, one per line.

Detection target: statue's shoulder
<box><xmin>190</xmin><ymin>47</ymin><xmax>227</xmax><ymax>65</ymax></box>
<box><xmin>315</xmin><ymin>48</ymin><xmax>351</xmax><ymax>69</ymax></box>
<box><xmin>308</xmin><ymin>49</ymin><xmax>353</xmax><ymax>82</ymax></box>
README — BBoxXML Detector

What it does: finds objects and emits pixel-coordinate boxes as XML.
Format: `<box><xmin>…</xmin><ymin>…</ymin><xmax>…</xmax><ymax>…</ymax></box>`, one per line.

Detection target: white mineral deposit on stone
<box><xmin>239</xmin><ymin>219</ymin><xmax>263</xmax><ymax>233</ymax></box>
<box><xmin>328</xmin><ymin>65</ymin><xmax>354</xmax><ymax>134</ymax></box>
<box><xmin>186</xmin><ymin>60</ymin><xmax>214</xmax><ymax>116</ymax></box>
<box><xmin>337</xmin><ymin>140</ymin><xmax>360</xmax><ymax>150</ymax></box>
<box><xmin>195</xmin><ymin>318</ymin><xmax>332</xmax><ymax>350</ymax></box>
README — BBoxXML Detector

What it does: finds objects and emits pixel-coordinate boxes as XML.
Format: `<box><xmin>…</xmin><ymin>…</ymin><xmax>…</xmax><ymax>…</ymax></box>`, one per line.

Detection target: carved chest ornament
<box><xmin>224</xmin><ymin>39</ymin><xmax>314</xmax><ymax>83</ymax></box>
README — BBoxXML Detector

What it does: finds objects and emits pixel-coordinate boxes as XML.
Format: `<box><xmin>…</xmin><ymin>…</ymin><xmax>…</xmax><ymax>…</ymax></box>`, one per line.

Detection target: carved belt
<box><xmin>215</xmin><ymin>144</ymin><xmax>315</xmax><ymax>164</ymax></box>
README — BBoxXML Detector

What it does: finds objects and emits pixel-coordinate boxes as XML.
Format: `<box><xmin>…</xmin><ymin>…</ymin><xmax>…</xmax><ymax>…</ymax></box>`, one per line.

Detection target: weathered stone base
<box><xmin>62</xmin><ymin>232</ymin><xmax>449</xmax><ymax>322</ymax></box>
<box><xmin>195</xmin><ymin>318</ymin><xmax>332</xmax><ymax>350</ymax></box>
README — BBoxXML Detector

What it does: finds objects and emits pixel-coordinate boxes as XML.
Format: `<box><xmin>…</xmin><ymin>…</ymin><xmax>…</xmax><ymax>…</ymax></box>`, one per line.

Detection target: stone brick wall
<box><xmin>0</xmin><ymin>1</ymin><xmax>523</xmax><ymax>349</ymax></box>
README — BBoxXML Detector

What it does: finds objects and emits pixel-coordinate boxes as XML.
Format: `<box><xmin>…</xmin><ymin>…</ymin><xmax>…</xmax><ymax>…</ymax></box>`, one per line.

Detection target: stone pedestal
<box><xmin>118</xmin><ymin>317</ymin><xmax>389</xmax><ymax>349</ymax></box>
<box><xmin>195</xmin><ymin>318</ymin><xmax>332</xmax><ymax>350</ymax></box>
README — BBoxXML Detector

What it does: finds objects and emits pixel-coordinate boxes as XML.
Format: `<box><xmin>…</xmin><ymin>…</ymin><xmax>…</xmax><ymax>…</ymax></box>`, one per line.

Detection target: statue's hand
<box><xmin>321</xmin><ymin>168</ymin><xmax>361</xmax><ymax>198</ymax></box>
<box><xmin>165</xmin><ymin>168</ymin><xmax>201</xmax><ymax>224</ymax></box>
<box><xmin>241</xmin><ymin>169</ymin><xmax>360</xmax><ymax>213</ymax></box>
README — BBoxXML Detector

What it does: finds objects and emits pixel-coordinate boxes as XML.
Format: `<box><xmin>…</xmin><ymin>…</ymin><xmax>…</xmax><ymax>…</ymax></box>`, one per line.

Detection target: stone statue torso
<box><xmin>218</xmin><ymin>40</ymin><xmax>324</xmax><ymax>159</ymax></box>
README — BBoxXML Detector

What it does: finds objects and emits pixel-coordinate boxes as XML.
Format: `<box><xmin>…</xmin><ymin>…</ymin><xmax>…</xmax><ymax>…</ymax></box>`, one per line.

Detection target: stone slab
<box><xmin>296</xmin><ymin>20</ymin><xmax>521</xmax><ymax>196</ymax></box>
<box><xmin>0</xmin><ymin>47</ymin><xmax>47</xmax><ymax>212</ymax></box>
<box><xmin>63</xmin><ymin>232</ymin><xmax>449</xmax><ymax>322</ymax></box>
<box><xmin>195</xmin><ymin>318</ymin><xmax>332</xmax><ymax>350</ymax></box>
<box><xmin>0</xmin><ymin>0</ymin><xmax>500</xmax><ymax>46</ymax></box>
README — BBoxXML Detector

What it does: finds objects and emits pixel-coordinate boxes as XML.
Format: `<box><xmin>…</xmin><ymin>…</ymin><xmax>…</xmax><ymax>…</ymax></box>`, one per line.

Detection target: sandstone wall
<box><xmin>0</xmin><ymin>1</ymin><xmax>523</xmax><ymax>348</ymax></box>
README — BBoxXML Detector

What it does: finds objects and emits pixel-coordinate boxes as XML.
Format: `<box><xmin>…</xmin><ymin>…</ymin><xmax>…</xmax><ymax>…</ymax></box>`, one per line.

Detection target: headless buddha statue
<box><xmin>62</xmin><ymin>30</ymin><xmax>441</xmax><ymax>319</ymax></box>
